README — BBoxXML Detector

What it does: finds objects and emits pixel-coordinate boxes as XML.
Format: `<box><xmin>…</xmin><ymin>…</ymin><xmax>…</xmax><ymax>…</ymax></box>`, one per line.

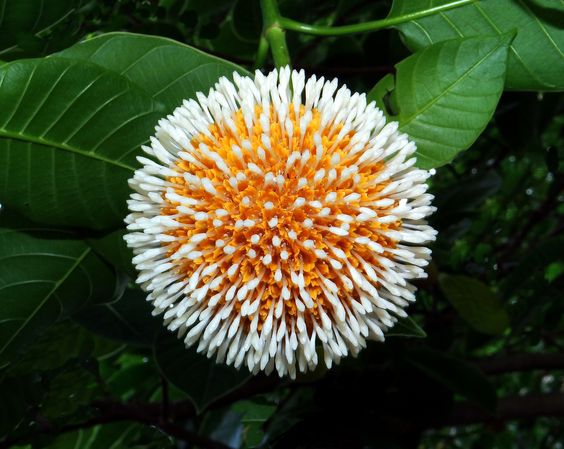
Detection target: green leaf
<box><xmin>387</xmin><ymin>316</ymin><xmax>427</xmax><ymax>338</ymax></box>
<box><xmin>387</xmin><ymin>34</ymin><xmax>511</xmax><ymax>168</ymax></box>
<box><xmin>388</xmin><ymin>0</ymin><xmax>564</xmax><ymax>91</ymax></box>
<box><xmin>74</xmin><ymin>288</ymin><xmax>162</xmax><ymax>347</ymax></box>
<box><xmin>367</xmin><ymin>73</ymin><xmax>396</xmax><ymax>118</ymax></box>
<box><xmin>0</xmin><ymin>0</ymin><xmax>81</xmax><ymax>59</ymax></box>
<box><xmin>0</xmin><ymin>57</ymin><xmax>163</xmax><ymax>230</ymax></box>
<box><xmin>106</xmin><ymin>358</ymin><xmax>160</xmax><ymax>401</ymax></box>
<box><xmin>233</xmin><ymin>400</ymin><xmax>277</xmax><ymax>448</ymax></box>
<box><xmin>40</xmin><ymin>360</ymin><xmax>101</xmax><ymax>420</ymax></box>
<box><xmin>55</xmin><ymin>32</ymin><xmax>251</xmax><ymax>112</ymax></box>
<box><xmin>46</xmin><ymin>423</ymin><xmax>144</xmax><ymax>449</ymax></box>
<box><xmin>154</xmin><ymin>330</ymin><xmax>250</xmax><ymax>412</ymax></box>
<box><xmin>439</xmin><ymin>274</ymin><xmax>509</xmax><ymax>335</ymax></box>
<box><xmin>0</xmin><ymin>32</ymin><xmax>249</xmax><ymax>230</ymax></box>
<box><xmin>5</xmin><ymin>321</ymin><xmax>95</xmax><ymax>375</ymax></box>
<box><xmin>200</xmin><ymin>409</ymin><xmax>244</xmax><ymax>449</ymax></box>
<box><xmin>404</xmin><ymin>346</ymin><xmax>497</xmax><ymax>412</ymax></box>
<box><xmin>0</xmin><ymin>216</ymin><xmax>119</xmax><ymax>365</ymax></box>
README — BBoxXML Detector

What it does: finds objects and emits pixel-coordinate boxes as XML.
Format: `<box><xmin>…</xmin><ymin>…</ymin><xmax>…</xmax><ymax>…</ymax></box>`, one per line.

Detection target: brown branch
<box><xmin>378</xmin><ymin>393</ymin><xmax>564</xmax><ymax>432</ymax></box>
<box><xmin>3</xmin><ymin>392</ymin><xmax>564</xmax><ymax>447</ymax></box>
<box><xmin>438</xmin><ymin>393</ymin><xmax>564</xmax><ymax>427</ymax></box>
<box><xmin>474</xmin><ymin>353</ymin><xmax>564</xmax><ymax>375</ymax></box>
<box><xmin>0</xmin><ymin>399</ymin><xmax>230</xmax><ymax>449</ymax></box>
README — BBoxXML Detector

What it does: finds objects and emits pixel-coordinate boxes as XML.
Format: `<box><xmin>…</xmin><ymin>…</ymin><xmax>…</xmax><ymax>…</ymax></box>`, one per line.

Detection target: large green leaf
<box><xmin>388</xmin><ymin>0</ymin><xmax>564</xmax><ymax>91</ymax></box>
<box><xmin>55</xmin><ymin>32</ymin><xmax>251</xmax><ymax>112</ymax></box>
<box><xmin>369</xmin><ymin>34</ymin><xmax>510</xmax><ymax>168</ymax></box>
<box><xmin>0</xmin><ymin>217</ymin><xmax>119</xmax><ymax>365</ymax></box>
<box><xmin>439</xmin><ymin>274</ymin><xmax>509</xmax><ymax>335</ymax></box>
<box><xmin>0</xmin><ymin>32</ymin><xmax>249</xmax><ymax>230</ymax></box>
<box><xmin>154</xmin><ymin>330</ymin><xmax>250</xmax><ymax>412</ymax></box>
<box><xmin>0</xmin><ymin>0</ymin><xmax>82</xmax><ymax>59</ymax></box>
<box><xmin>0</xmin><ymin>57</ymin><xmax>163</xmax><ymax>229</ymax></box>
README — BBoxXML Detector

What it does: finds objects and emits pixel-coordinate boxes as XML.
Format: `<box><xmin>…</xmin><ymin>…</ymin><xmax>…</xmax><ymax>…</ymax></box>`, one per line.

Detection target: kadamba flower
<box><xmin>125</xmin><ymin>67</ymin><xmax>437</xmax><ymax>378</ymax></box>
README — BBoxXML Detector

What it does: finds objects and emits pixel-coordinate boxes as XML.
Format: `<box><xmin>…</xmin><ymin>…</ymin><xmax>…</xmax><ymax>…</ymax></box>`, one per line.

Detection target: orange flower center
<box><xmin>161</xmin><ymin>105</ymin><xmax>401</xmax><ymax>332</ymax></box>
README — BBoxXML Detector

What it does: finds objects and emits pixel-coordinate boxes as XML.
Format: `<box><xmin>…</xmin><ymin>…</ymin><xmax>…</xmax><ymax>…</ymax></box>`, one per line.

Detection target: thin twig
<box><xmin>474</xmin><ymin>352</ymin><xmax>564</xmax><ymax>375</ymax></box>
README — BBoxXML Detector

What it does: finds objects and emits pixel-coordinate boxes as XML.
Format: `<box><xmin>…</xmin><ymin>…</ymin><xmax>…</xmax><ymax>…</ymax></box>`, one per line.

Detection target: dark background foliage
<box><xmin>0</xmin><ymin>1</ymin><xmax>563</xmax><ymax>449</ymax></box>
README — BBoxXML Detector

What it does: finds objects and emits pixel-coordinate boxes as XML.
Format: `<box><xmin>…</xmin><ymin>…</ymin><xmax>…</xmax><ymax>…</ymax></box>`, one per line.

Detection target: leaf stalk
<box><xmin>279</xmin><ymin>0</ymin><xmax>476</xmax><ymax>36</ymax></box>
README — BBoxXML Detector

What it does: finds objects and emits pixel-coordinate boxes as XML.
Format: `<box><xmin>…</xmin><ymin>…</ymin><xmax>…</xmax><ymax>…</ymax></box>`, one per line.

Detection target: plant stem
<box><xmin>279</xmin><ymin>0</ymin><xmax>475</xmax><ymax>36</ymax></box>
<box><xmin>260</xmin><ymin>0</ymin><xmax>291</xmax><ymax>68</ymax></box>
<box><xmin>254</xmin><ymin>35</ymin><xmax>270</xmax><ymax>70</ymax></box>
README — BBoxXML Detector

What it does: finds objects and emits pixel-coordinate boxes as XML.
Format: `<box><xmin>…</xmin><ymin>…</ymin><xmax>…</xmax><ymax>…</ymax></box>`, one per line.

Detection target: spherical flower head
<box><xmin>125</xmin><ymin>67</ymin><xmax>437</xmax><ymax>378</ymax></box>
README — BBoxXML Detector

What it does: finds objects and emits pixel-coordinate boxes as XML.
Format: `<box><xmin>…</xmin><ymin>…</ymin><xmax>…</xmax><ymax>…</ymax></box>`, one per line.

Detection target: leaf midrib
<box><xmin>0</xmin><ymin>129</ymin><xmax>135</xmax><ymax>171</ymax></box>
<box><xmin>399</xmin><ymin>37</ymin><xmax>506</xmax><ymax>127</ymax></box>
<box><xmin>0</xmin><ymin>247</ymin><xmax>91</xmax><ymax>357</ymax></box>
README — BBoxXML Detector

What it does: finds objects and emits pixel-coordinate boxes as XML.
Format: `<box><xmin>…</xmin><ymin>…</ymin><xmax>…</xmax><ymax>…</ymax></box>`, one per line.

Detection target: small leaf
<box><xmin>154</xmin><ymin>330</ymin><xmax>250</xmax><ymax>412</ymax></box>
<box><xmin>439</xmin><ymin>274</ymin><xmax>510</xmax><ymax>335</ymax></box>
<box><xmin>391</xmin><ymin>34</ymin><xmax>511</xmax><ymax>168</ymax></box>
<box><xmin>388</xmin><ymin>316</ymin><xmax>427</xmax><ymax>338</ymax></box>
<box><xmin>233</xmin><ymin>400</ymin><xmax>277</xmax><ymax>448</ymax></box>
<box><xmin>388</xmin><ymin>0</ymin><xmax>564</xmax><ymax>91</ymax></box>
<box><xmin>404</xmin><ymin>346</ymin><xmax>497</xmax><ymax>412</ymax></box>
<box><xmin>107</xmin><ymin>358</ymin><xmax>160</xmax><ymax>401</ymax></box>
<box><xmin>201</xmin><ymin>409</ymin><xmax>245</xmax><ymax>449</ymax></box>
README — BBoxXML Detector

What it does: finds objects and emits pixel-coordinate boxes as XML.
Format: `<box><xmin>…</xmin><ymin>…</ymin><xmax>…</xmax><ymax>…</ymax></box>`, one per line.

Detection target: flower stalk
<box><xmin>260</xmin><ymin>0</ymin><xmax>291</xmax><ymax>68</ymax></box>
